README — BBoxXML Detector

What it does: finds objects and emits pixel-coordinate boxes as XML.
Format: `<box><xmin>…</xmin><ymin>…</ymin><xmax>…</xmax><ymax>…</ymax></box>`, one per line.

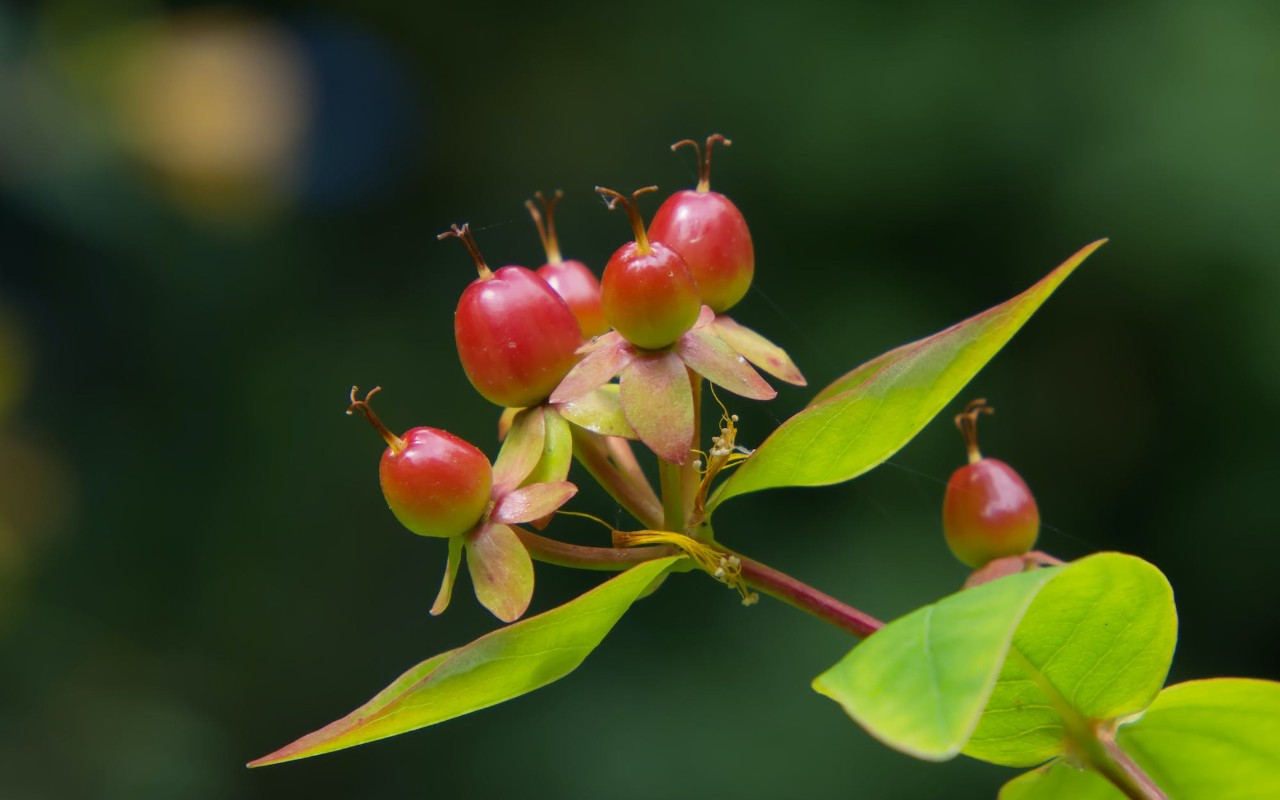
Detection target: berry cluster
<box><xmin>349</xmin><ymin>135</ymin><xmax>1042</xmax><ymax>622</ymax></box>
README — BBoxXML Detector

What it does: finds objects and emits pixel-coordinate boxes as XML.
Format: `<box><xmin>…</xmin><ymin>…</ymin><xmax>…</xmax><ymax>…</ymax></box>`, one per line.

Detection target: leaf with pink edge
<box><xmin>712</xmin><ymin>316</ymin><xmax>807</xmax><ymax>386</ymax></box>
<box><xmin>465</xmin><ymin>522</ymin><xmax>534</xmax><ymax>623</ymax></box>
<box><xmin>678</xmin><ymin>328</ymin><xmax>776</xmax><ymax>400</ymax></box>
<box><xmin>709</xmin><ymin>240</ymin><xmax>1106</xmax><ymax>510</ymax></box>
<box><xmin>619</xmin><ymin>350</ymin><xmax>694</xmax><ymax>464</ymax></box>
<box><xmin>549</xmin><ymin>333</ymin><xmax>635</xmax><ymax>404</ymax></box>
<box><xmin>249</xmin><ymin>556</ymin><xmax>682</xmax><ymax>767</ymax></box>
<box><xmin>492</xmin><ymin>481</ymin><xmax>577</xmax><ymax>525</ymax></box>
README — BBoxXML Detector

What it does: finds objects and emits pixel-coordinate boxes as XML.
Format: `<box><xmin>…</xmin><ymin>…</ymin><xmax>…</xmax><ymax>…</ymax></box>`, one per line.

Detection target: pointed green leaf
<box><xmin>709</xmin><ymin>240</ymin><xmax>1105</xmax><ymax>510</ymax></box>
<box><xmin>814</xmin><ymin>567</ymin><xmax>1061</xmax><ymax>761</ymax></box>
<box><xmin>430</xmin><ymin>536</ymin><xmax>465</xmax><ymax>616</ymax></box>
<box><xmin>249</xmin><ymin>556</ymin><xmax>681</xmax><ymax>767</ymax></box>
<box><xmin>712</xmin><ymin>316</ymin><xmax>807</xmax><ymax>386</ymax></box>
<box><xmin>555</xmin><ymin>385</ymin><xmax>637</xmax><ymax>438</ymax></box>
<box><xmin>677</xmin><ymin>328</ymin><xmax>776</xmax><ymax>400</ymax></box>
<box><xmin>1114</xmin><ymin>678</ymin><xmax>1280</xmax><ymax>799</ymax></box>
<box><xmin>492</xmin><ymin>407</ymin><xmax>545</xmax><ymax>494</ymax></box>
<box><xmin>999</xmin><ymin>761</ymin><xmax>1121</xmax><ymax>800</ymax></box>
<box><xmin>619</xmin><ymin>350</ymin><xmax>694</xmax><ymax>464</ymax></box>
<box><xmin>807</xmin><ymin>340</ymin><xmax>916</xmax><ymax>407</ymax></box>
<box><xmin>522</xmin><ymin>406</ymin><xmax>574</xmax><ymax>486</ymax></box>
<box><xmin>465</xmin><ymin>522</ymin><xmax>534</xmax><ymax>623</ymax></box>
<box><xmin>965</xmin><ymin>553</ymin><xmax>1176</xmax><ymax>767</ymax></box>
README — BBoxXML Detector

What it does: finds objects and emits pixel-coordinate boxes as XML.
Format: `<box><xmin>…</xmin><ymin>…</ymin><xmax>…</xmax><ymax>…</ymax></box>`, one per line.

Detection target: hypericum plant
<box><xmin>252</xmin><ymin>138</ymin><xmax>1280</xmax><ymax>799</ymax></box>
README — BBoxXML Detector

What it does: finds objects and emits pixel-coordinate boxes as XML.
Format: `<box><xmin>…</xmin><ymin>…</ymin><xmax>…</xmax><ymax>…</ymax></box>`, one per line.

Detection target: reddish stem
<box><xmin>671</xmin><ymin>133</ymin><xmax>731</xmax><ymax>192</ymax></box>
<box><xmin>346</xmin><ymin>386</ymin><xmax>405</xmax><ymax>452</ymax></box>
<box><xmin>596</xmin><ymin>186</ymin><xmax>658</xmax><ymax>253</ymax></box>
<box><xmin>733</xmin><ymin>552</ymin><xmax>884</xmax><ymax>638</ymax></box>
<box><xmin>526</xmin><ymin>190</ymin><xmax>564</xmax><ymax>263</ymax></box>
<box><xmin>955</xmin><ymin>398</ymin><xmax>993</xmax><ymax>465</ymax></box>
<box><xmin>438</xmin><ymin>223</ymin><xmax>493</xmax><ymax>280</ymax></box>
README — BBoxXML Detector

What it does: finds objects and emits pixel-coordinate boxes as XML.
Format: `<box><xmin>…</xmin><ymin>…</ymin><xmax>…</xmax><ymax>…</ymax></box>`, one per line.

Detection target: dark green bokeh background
<box><xmin>2</xmin><ymin>1</ymin><xmax>1278</xmax><ymax>797</ymax></box>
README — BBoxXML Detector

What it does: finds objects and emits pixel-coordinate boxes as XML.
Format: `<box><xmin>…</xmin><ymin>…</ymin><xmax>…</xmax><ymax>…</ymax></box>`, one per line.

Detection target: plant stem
<box><xmin>1086</xmin><ymin>726</ymin><xmax>1168</xmax><ymax>800</ymax></box>
<box><xmin>513</xmin><ymin>527</ymin><xmax>676</xmax><ymax>570</ymax></box>
<box><xmin>659</xmin><ymin>458</ymin><xmax>685</xmax><ymax>533</ymax></box>
<box><xmin>570</xmin><ymin>427</ymin><xmax>663</xmax><ymax>530</ymax></box>
<box><xmin>516</xmin><ymin>527</ymin><xmax>883</xmax><ymax>639</ymax></box>
<box><xmin>733</xmin><ymin>553</ymin><xmax>884</xmax><ymax>638</ymax></box>
<box><xmin>684</xmin><ymin>373</ymin><xmax>702</xmax><ymax>528</ymax></box>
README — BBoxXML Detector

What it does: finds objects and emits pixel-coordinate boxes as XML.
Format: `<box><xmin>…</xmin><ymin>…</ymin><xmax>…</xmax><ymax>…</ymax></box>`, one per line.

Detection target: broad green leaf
<box><xmin>465</xmin><ymin>522</ymin><xmax>534</xmax><ymax>623</ymax></box>
<box><xmin>1115</xmin><ymin>678</ymin><xmax>1280</xmax><ymax>799</ymax></box>
<box><xmin>709</xmin><ymin>240</ymin><xmax>1105</xmax><ymax>510</ymax></box>
<box><xmin>813</xmin><ymin>567</ymin><xmax>1061</xmax><ymax>761</ymax></box>
<box><xmin>249</xmin><ymin>556</ymin><xmax>681</xmax><ymax>767</ymax></box>
<box><xmin>522</xmin><ymin>406</ymin><xmax>574</xmax><ymax>485</ymax></box>
<box><xmin>807</xmin><ymin>340</ymin><xmax>915</xmax><ymax>407</ymax></box>
<box><xmin>965</xmin><ymin>553</ymin><xmax>1176</xmax><ymax>767</ymax></box>
<box><xmin>999</xmin><ymin>761</ymin><xmax>1121</xmax><ymax>800</ymax></box>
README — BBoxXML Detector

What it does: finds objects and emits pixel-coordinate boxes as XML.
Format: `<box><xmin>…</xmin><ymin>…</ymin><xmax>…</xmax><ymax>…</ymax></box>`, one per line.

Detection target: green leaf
<box><xmin>999</xmin><ymin>761</ymin><xmax>1122</xmax><ymax>800</ymax></box>
<box><xmin>465</xmin><ymin>522</ymin><xmax>534</xmax><ymax>623</ymax></box>
<box><xmin>813</xmin><ymin>567</ymin><xmax>1062</xmax><ymax>761</ymax></box>
<box><xmin>1115</xmin><ymin>678</ymin><xmax>1280</xmax><ymax>799</ymax></box>
<box><xmin>249</xmin><ymin>556</ymin><xmax>681</xmax><ymax>767</ymax></box>
<box><xmin>965</xmin><ymin>553</ymin><xmax>1176</xmax><ymax>767</ymax></box>
<box><xmin>709</xmin><ymin>240</ymin><xmax>1105</xmax><ymax>510</ymax></box>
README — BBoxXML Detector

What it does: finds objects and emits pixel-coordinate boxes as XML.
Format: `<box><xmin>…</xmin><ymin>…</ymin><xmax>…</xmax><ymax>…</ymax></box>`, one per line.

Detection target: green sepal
<box><xmin>677</xmin><ymin>327</ymin><xmax>775</xmax><ymax>400</ymax></box>
<box><xmin>555</xmin><ymin>384</ymin><xmax>636</xmax><ymax>438</ymax></box>
<box><xmin>712</xmin><ymin>315</ymin><xmax>806</xmax><ymax>386</ymax></box>
<box><xmin>429</xmin><ymin>535</ymin><xmax>465</xmax><ymax>616</ymax></box>
<box><xmin>465</xmin><ymin>522</ymin><xmax>534</xmax><ymax>623</ymax></box>
<box><xmin>522</xmin><ymin>405</ymin><xmax>574</xmax><ymax>485</ymax></box>
<box><xmin>492</xmin><ymin>406</ymin><xmax>545</xmax><ymax>494</ymax></box>
<box><xmin>619</xmin><ymin>350</ymin><xmax>694</xmax><ymax>465</ymax></box>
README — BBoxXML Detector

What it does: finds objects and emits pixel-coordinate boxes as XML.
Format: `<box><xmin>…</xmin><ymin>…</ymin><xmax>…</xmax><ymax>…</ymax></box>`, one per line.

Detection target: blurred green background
<box><xmin>2</xmin><ymin>1</ymin><xmax>1278</xmax><ymax>797</ymax></box>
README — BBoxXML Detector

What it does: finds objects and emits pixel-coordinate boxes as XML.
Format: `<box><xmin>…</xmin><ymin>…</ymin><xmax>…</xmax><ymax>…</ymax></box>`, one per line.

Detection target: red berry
<box><xmin>348</xmin><ymin>387</ymin><xmax>492</xmax><ymax>538</ymax></box>
<box><xmin>597</xmin><ymin>186</ymin><xmax>701</xmax><ymax>350</ymax></box>
<box><xmin>441</xmin><ymin>224</ymin><xmax>583</xmax><ymax>408</ymax></box>
<box><xmin>942</xmin><ymin>400</ymin><xmax>1040</xmax><ymax>568</ymax></box>
<box><xmin>648</xmin><ymin>134</ymin><xmax>754</xmax><ymax>313</ymax></box>
<box><xmin>527</xmin><ymin>191</ymin><xmax>609</xmax><ymax>338</ymax></box>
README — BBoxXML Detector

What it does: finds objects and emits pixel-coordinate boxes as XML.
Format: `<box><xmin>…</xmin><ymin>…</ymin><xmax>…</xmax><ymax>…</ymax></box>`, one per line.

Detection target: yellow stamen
<box><xmin>613</xmin><ymin>529</ymin><xmax>758</xmax><ymax>605</ymax></box>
